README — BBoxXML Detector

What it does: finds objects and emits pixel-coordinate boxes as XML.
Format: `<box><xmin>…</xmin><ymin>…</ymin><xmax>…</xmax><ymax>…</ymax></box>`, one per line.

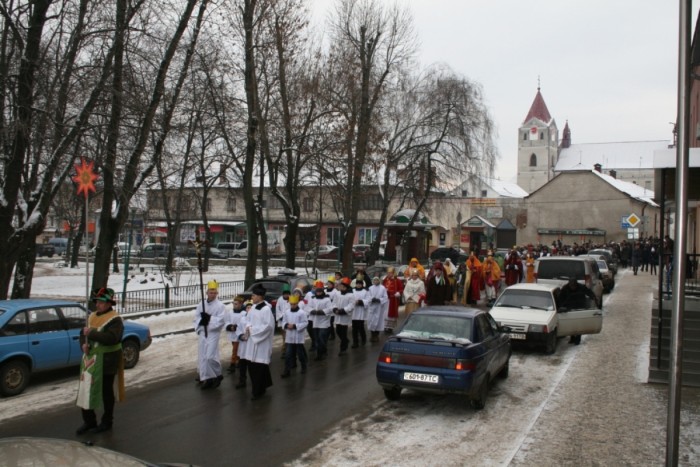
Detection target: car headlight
<box><xmin>529</xmin><ymin>324</ymin><xmax>544</xmax><ymax>333</ymax></box>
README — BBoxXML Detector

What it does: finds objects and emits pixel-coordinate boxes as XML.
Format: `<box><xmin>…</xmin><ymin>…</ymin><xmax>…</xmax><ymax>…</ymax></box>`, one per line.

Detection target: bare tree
<box><xmin>323</xmin><ymin>0</ymin><xmax>416</xmax><ymax>274</ymax></box>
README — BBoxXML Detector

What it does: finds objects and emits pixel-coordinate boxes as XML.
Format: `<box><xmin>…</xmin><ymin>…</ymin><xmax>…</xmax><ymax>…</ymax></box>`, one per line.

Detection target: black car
<box><xmin>429</xmin><ymin>247</ymin><xmax>468</xmax><ymax>265</ymax></box>
<box><xmin>240</xmin><ymin>270</ymin><xmax>314</xmax><ymax>314</ymax></box>
<box><xmin>35</xmin><ymin>244</ymin><xmax>55</xmax><ymax>258</ymax></box>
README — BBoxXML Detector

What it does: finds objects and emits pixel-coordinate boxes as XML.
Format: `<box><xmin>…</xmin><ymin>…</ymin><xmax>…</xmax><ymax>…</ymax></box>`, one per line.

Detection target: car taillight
<box><xmin>455</xmin><ymin>359</ymin><xmax>476</xmax><ymax>371</ymax></box>
<box><xmin>271</xmin><ymin>299</ymin><xmax>277</xmax><ymax>309</ymax></box>
<box><xmin>378</xmin><ymin>351</ymin><xmax>394</xmax><ymax>363</ymax></box>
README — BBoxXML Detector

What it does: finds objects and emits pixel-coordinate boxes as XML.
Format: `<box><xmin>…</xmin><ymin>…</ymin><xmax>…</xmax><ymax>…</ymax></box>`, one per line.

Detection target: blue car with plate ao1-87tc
<box><xmin>0</xmin><ymin>299</ymin><xmax>151</xmax><ymax>397</ymax></box>
<box><xmin>376</xmin><ymin>306</ymin><xmax>511</xmax><ymax>409</ymax></box>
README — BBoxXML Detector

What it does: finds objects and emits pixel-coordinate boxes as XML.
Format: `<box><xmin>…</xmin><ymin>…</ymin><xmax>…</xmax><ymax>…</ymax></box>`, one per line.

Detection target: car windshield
<box><xmin>537</xmin><ymin>261</ymin><xmax>584</xmax><ymax>281</ymax></box>
<box><xmin>494</xmin><ymin>289</ymin><xmax>554</xmax><ymax>310</ymax></box>
<box><xmin>596</xmin><ymin>260</ymin><xmax>607</xmax><ymax>270</ymax></box>
<box><xmin>397</xmin><ymin>314</ymin><xmax>472</xmax><ymax>343</ymax></box>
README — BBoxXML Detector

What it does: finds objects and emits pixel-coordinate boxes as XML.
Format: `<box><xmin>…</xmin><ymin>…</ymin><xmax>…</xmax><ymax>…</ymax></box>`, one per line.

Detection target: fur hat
<box><xmin>93</xmin><ymin>287</ymin><xmax>116</xmax><ymax>305</ymax></box>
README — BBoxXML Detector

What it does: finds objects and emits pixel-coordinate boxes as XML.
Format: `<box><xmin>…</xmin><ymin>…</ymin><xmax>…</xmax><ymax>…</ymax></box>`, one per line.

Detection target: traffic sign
<box><xmin>626</xmin><ymin>213</ymin><xmax>641</xmax><ymax>227</ymax></box>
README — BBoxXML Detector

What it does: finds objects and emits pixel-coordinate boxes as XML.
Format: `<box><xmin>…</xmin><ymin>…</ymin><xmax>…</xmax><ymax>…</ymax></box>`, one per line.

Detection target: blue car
<box><xmin>376</xmin><ymin>306</ymin><xmax>511</xmax><ymax>409</ymax></box>
<box><xmin>0</xmin><ymin>299</ymin><xmax>151</xmax><ymax>397</ymax></box>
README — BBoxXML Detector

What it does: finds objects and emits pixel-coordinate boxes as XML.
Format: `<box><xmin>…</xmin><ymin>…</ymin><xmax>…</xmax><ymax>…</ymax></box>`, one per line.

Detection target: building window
<box><xmin>481</xmin><ymin>189</ymin><xmax>487</xmax><ymax>197</ymax></box>
<box><xmin>461</xmin><ymin>190</ymin><xmax>468</xmax><ymax>197</ymax></box>
<box><xmin>226</xmin><ymin>196</ymin><xmax>236</xmax><ymax>212</ymax></box>
<box><xmin>327</xmin><ymin>227</ymin><xmax>341</xmax><ymax>247</ymax></box>
<box><xmin>523</xmin><ymin>132</ymin><xmax>527</xmax><ymax>141</ymax></box>
<box><xmin>529</xmin><ymin>154</ymin><xmax>537</xmax><ymax>167</ymax></box>
<box><xmin>205</xmin><ymin>198</ymin><xmax>212</xmax><ymax>213</ymax></box>
<box><xmin>358</xmin><ymin>228</ymin><xmax>377</xmax><ymax>244</ymax></box>
<box><xmin>303</xmin><ymin>197</ymin><xmax>314</xmax><ymax>212</ymax></box>
<box><xmin>267</xmin><ymin>196</ymin><xmax>282</xmax><ymax>209</ymax></box>
<box><xmin>359</xmin><ymin>194</ymin><xmax>383</xmax><ymax>211</ymax></box>
<box><xmin>540</xmin><ymin>132</ymin><xmax>544</xmax><ymax>140</ymax></box>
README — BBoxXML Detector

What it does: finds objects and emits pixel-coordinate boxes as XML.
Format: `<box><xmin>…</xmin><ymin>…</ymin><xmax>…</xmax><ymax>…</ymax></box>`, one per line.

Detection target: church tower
<box><xmin>517</xmin><ymin>86</ymin><xmax>559</xmax><ymax>193</ymax></box>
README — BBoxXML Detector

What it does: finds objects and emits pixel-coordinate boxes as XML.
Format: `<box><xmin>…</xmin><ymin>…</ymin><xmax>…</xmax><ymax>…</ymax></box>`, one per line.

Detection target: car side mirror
<box><xmin>500</xmin><ymin>325</ymin><xmax>512</xmax><ymax>333</ymax></box>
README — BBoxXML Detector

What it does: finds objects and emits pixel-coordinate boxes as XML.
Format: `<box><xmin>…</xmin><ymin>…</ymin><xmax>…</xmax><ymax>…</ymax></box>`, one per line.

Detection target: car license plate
<box><xmin>403</xmin><ymin>372</ymin><xmax>439</xmax><ymax>384</ymax></box>
<box><xmin>508</xmin><ymin>333</ymin><xmax>526</xmax><ymax>340</ymax></box>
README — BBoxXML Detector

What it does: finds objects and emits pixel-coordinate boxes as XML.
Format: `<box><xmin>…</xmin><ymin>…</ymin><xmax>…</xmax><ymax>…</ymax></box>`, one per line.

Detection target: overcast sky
<box><xmin>311</xmin><ymin>0</ymin><xmax>688</xmax><ymax>183</ymax></box>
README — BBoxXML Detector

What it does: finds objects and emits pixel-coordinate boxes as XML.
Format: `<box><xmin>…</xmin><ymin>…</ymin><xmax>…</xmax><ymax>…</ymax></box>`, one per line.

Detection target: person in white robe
<box><xmin>234</xmin><ymin>302</ymin><xmax>251</xmax><ymax>390</ymax></box>
<box><xmin>280</xmin><ymin>294</ymin><xmax>308</xmax><ymax>377</ymax></box>
<box><xmin>366</xmin><ymin>276</ymin><xmax>389</xmax><ymax>342</ymax></box>
<box><xmin>307</xmin><ymin>281</ymin><xmax>334</xmax><ymax>360</ymax></box>
<box><xmin>194</xmin><ymin>280</ymin><xmax>226</xmax><ymax>389</ymax></box>
<box><xmin>351</xmin><ymin>280</ymin><xmax>369</xmax><ymax>348</ymax></box>
<box><xmin>240</xmin><ymin>285</ymin><xmax>275</xmax><ymax>400</ymax></box>
<box><xmin>333</xmin><ymin>277</ymin><xmax>356</xmax><ymax>355</ymax></box>
<box><xmin>224</xmin><ymin>295</ymin><xmax>246</xmax><ymax>374</ymax></box>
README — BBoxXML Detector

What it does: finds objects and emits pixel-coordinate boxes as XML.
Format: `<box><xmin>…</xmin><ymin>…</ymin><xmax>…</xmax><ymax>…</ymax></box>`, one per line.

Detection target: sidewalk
<box><xmin>510</xmin><ymin>268</ymin><xmax>700</xmax><ymax>466</ymax></box>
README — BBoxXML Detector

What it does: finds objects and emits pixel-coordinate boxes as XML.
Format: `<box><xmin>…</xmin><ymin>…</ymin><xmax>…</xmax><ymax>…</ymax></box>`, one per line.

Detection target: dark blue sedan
<box><xmin>376</xmin><ymin>306</ymin><xmax>511</xmax><ymax>409</ymax></box>
<box><xmin>0</xmin><ymin>299</ymin><xmax>151</xmax><ymax>397</ymax></box>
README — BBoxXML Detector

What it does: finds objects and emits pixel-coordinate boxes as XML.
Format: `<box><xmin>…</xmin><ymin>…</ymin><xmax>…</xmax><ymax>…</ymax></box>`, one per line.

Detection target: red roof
<box><xmin>523</xmin><ymin>88</ymin><xmax>552</xmax><ymax>124</ymax></box>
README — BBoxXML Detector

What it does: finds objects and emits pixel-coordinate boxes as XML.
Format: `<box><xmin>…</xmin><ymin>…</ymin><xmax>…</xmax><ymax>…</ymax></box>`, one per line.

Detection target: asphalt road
<box><xmin>0</xmin><ymin>336</ymin><xmax>383</xmax><ymax>466</ymax></box>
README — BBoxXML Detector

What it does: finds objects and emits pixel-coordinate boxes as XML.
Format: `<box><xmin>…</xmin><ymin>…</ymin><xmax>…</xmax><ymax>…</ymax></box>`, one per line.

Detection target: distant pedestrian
<box><xmin>240</xmin><ymin>285</ymin><xmax>275</xmax><ymax>400</ymax></box>
<box><xmin>351</xmin><ymin>279</ymin><xmax>369</xmax><ymax>348</ymax></box>
<box><xmin>307</xmin><ymin>280</ymin><xmax>333</xmax><ymax>360</ymax></box>
<box><xmin>366</xmin><ymin>276</ymin><xmax>389</xmax><ymax>342</ymax></box>
<box><xmin>382</xmin><ymin>267</ymin><xmax>404</xmax><ymax>333</ymax></box>
<box><xmin>224</xmin><ymin>295</ymin><xmax>246</xmax><ymax>374</ymax></box>
<box><xmin>403</xmin><ymin>269</ymin><xmax>426</xmax><ymax>315</ymax></box>
<box><xmin>333</xmin><ymin>277</ymin><xmax>355</xmax><ymax>355</ymax></box>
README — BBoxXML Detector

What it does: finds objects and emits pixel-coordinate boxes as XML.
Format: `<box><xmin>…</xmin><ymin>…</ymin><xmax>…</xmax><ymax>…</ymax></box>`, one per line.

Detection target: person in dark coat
<box><xmin>631</xmin><ymin>243</ymin><xmax>642</xmax><ymax>275</ymax></box>
<box><xmin>76</xmin><ymin>288</ymin><xmax>124</xmax><ymax>435</ymax></box>
<box><xmin>425</xmin><ymin>261</ymin><xmax>453</xmax><ymax>306</ymax></box>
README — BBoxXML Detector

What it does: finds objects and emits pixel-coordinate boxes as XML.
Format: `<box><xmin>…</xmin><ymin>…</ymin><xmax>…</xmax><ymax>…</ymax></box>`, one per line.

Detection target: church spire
<box><xmin>561</xmin><ymin>120</ymin><xmax>571</xmax><ymax>148</ymax></box>
<box><xmin>523</xmin><ymin>86</ymin><xmax>552</xmax><ymax>124</ymax></box>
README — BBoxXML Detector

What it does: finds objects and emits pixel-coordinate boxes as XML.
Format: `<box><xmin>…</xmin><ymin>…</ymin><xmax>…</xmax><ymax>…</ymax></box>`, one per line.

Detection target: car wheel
<box><xmin>571</xmin><ymin>334</ymin><xmax>582</xmax><ymax>345</ymax></box>
<box><xmin>383</xmin><ymin>387</ymin><xmax>402</xmax><ymax>401</ymax></box>
<box><xmin>0</xmin><ymin>360</ymin><xmax>30</xmax><ymax>397</ymax></box>
<box><xmin>470</xmin><ymin>375</ymin><xmax>489</xmax><ymax>410</ymax></box>
<box><xmin>545</xmin><ymin>329</ymin><xmax>557</xmax><ymax>355</ymax></box>
<box><xmin>498</xmin><ymin>356</ymin><xmax>510</xmax><ymax>379</ymax></box>
<box><xmin>122</xmin><ymin>339</ymin><xmax>140</xmax><ymax>369</ymax></box>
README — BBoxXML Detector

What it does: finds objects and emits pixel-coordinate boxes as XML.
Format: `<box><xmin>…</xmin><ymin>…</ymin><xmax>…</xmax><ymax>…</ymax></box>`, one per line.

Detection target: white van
<box><xmin>534</xmin><ymin>256</ymin><xmax>604</xmax><ymax>304</ymax></box>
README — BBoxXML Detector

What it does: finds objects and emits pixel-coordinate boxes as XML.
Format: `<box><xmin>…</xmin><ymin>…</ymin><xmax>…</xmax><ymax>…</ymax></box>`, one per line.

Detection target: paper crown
<box><xmin>207</xmin><ymin>280</ymin><xmax>218</xmax><ymax>290</ymax></box>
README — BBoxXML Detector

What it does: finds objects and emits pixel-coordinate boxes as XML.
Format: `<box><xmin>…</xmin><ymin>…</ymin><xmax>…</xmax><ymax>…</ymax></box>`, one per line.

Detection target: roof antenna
<box><xmin>537</xmin><ymin>75</ymin><xmax>541</xmax><ymax>91</ymax></box>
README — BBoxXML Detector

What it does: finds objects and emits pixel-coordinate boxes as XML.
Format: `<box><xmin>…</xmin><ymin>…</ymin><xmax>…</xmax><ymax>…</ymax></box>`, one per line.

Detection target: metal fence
<box><xmin>119</xmin><ymin>280</ymin><xmax>245</xmax><ymax>314</ymax></box>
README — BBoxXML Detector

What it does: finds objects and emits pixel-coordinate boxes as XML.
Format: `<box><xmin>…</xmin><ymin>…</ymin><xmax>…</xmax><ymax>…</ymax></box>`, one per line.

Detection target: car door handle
<box><xmin>72</xmin><ymin>336</ymin><xmax>79</xmax><ymax>340</ymax></box>
<box><xmin>593</xmin><ymin>312</ymin><xmax>603</xmax><ymax>316</ymax></box>
<box><xmin>31</xmin><ymin>341</ymin><xmax>40</xmax><ymax>345</ymax></box>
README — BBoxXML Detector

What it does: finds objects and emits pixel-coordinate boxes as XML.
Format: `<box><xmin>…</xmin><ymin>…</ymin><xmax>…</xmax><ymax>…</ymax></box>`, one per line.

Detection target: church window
<box><xmin>529</xmin><ymin>154</ymin><xmax>537</xmax><ymax>167</ymax></box>
<box><xmin>523</xmin><ymin>132</ymin><xmax>527</xmax><ymax>141</ymax></box>
<box><xmin>540</xmin><ymin>132</ymin><xmax>544</xmax><ymax>140</ymax></box>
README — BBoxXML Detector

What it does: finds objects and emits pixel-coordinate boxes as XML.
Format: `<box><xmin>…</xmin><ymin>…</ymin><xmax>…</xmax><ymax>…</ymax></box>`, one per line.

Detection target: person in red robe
<box><xmin>382</xmin><ymin>267</ymin><xmax>404</xmax><ymax>334</ymax></box>
<box><xmin>504</xmin><ymin>246</ymin><xmax>524</xmax><ymax>286</ymax></box>
<box><xmin>463</xmin><ymin>251</ymin><xmax>483</xmax><ymax>305</ymax></box>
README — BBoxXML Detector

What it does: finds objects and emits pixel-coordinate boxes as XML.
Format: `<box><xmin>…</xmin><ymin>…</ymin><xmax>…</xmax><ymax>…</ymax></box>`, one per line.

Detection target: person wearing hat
<box><xmin>239</xmin><ymin>284</ymin><xmax>275</xmax><ymax>400</ymax></box>
<box><xmin>280</xmin><ymin>293</ymin><xmax>308</xmax><ymax>377</ymax></box>
<box><xmin>194</xmin><ymin>280</ymin><xmax>226</xmax><ymax>390</ymax></box>
<box><xmin>403</xmin><ymin>268</ymin><xmax>426</xmax><ymax>315</ymax></box>
<box><xmin>425</xmin><ymin>261</ymin><xmax>453</xmax><ymax>306</ymax></box>
<box><xmin>403</xmin><ymin>258</ymin><xmax>426</xmax><ymax>281</ymax></box>
<box><xmin>224</xmin><ymin>295</ymin><xmax>246</xmax><ymax>374</ymax></box>
<box><xmin>366</xmin><ymin>275</ymin><xmax>389</xmax><ymax>342</ymax></box>
<box><xmin>504</xmin><ymin>246</ymin><xmax>523</xmax><ymax>286</ymax></box>
<box><xmin>307</xmin><ymin>280</ymin><xmax>334</xmax><ymax>360</ymax></box>
<box><xmin>382</xmin><ymin>267</ymin><xmax>404</xmax><ymax>334</ymax></box>
<box><xmin>351</xmin><ymin>277</ymin><xmax>369</xmax><ymax>348</ymax></box>
<box><xmin>482</xmin><ymin>252</ymin><xmax>502</xmax><ymax>307</ymax></box>
<box><xmin>333</xmin><ymin>277</ymin><xmax>355</xmax><ymax>355</ymax></box>
<box><xmin>76</xmin><ymin>287</ymin><xmax>125</xmax><ymax>435</ymax></box>
<box><xmin>462</xmin><ymin>251</ymin><xmax>483</xmax><ymax>306</ymax></box>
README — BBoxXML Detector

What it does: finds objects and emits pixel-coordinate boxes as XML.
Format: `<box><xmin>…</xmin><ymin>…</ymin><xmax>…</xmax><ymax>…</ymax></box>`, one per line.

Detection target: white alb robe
<box><xmin>366</xmin><ymin>284</ymin><xmax>389</xmax><ymax>332</ymax></box>
<box><xmin>193</xmin><ymin>298</ymin><xmax>226</xmax><ymax>380</ymax></box>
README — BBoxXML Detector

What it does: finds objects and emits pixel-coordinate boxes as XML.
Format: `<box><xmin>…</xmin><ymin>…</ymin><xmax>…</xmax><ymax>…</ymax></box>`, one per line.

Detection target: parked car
<box><xmin>365</xmin><ymin>263</ymin><xmax>405</xmax><ymax>283</ymax></box>
<box><xmin>217</xmin><ymin>242</ymin><xmax>241</xmax><ymax>257</ymax></box>
<box><xmin>35</xmin><ymin>243</ymin><xmax>55</xmax><ymax>258</ymax></box>
<box><xmin>116</xmin><ymin>241</ymin><xmax>139</xmax><ymax>258</ymax></box>
<box><xmin>0</xmin><ymin>437</ymin><xmax>172</xmax><ymax>465</ymax></box>
<box><xmin>593</xmin><ymin>258</ymin><xmax>615</xmax><ymax>292</ymax></box>
<box><xmin>240</xmin><ymin>270</ymin><xmax>314</xmax><ymax>315</ymax></box>
<box><xmin>48</xmin><ymin>238</ymin><xmax>69</xmax><ymax>256</ymax></box>
<box><xmin>140</xmin><ymin>243</ymin><xmax>168</xmax><ymax>258</ymax></box>
<box><xmin>306</xmin><ymin>245</ymin><xmax>339</xmax><ymax>260</ymax></box>
<box><xmin>208</xmin><ymin>247</ymin><xmax>228</xmax><ymax>259</ymax></box>
<box><xmin>429</xmin><ymin>247</ymin><xmax>468</xmax><ymax>265</ymax></box>
<box><xmin>489</xmin><ymin>283</ymin><xmax>603</xmax><ymax>353</ymax></box>
<box><xmin>376</xmin><ymin>306</ymin><xmax>511</xmax><ymax>409</ymax></box>
<box><xmin>0</xmin><ymin>298</ymin><xmax>151</xmax><ymax>397</ymax></box>
<box><xmin>534</xmin><ymin>256</ymin><xmax>604</xmax><ymax>304</ymax></box>
<box><xmin>352</xmin><ymin>244</ymin><xmax>372</xmax><ymax>262</ymax></box>
<box><xmin>587</xmin><ymin>248</ymin><xmax>618</xmax><ymax>275</ymax></box>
